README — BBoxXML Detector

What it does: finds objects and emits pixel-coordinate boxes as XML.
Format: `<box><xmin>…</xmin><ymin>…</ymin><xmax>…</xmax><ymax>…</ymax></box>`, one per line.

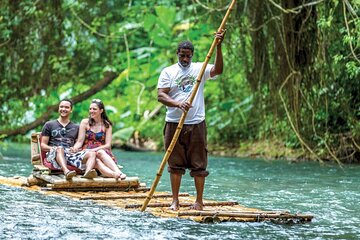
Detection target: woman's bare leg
<box><xmin>82</xmin><ymin>151</ymin><xmax>96</xmax><ymax>173</ymax></box>
<box><xmin>96</xmin><ymin>150</ymin><xmax>121</xmax><ymax>173</ymax></box>
<box><xmin>96</xmin><ymin>150</ymin><xmax>126</xmax><ymax>179</ymax></box>
<box><xmin>95</xmin><ymin>158</ymin><xmax>118</xmax><ymax>178</ymax></box>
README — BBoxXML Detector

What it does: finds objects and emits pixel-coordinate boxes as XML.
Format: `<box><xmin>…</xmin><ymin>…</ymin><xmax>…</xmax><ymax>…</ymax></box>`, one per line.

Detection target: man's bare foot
<box><xmin>169</xmin><ymin>200</ymin><xmax>179</xmax><ymax>211</ymax></box>
<box><xmin>189</xmin><ymin>201</ymin><xmax>203</xmax><ymax>210</ymax></box>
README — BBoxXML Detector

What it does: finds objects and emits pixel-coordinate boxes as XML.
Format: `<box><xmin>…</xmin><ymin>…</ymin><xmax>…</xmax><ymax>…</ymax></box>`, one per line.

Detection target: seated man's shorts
<box><xmin>164</xmin><ymin>120</ymin><xmax>209</xmax><ymax>177</ymax></box>
<box><xmin>46</xmin><ymin>146</ymin><xmax>88</xmax><ymax>170</ymax></box>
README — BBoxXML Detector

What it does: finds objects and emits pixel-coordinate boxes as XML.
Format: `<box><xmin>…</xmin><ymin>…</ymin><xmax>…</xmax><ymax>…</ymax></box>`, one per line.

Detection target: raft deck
<box><xmin>0</xmin><ymin>174</ymin><xmax>313</xmax><ymax>224</ymax></box>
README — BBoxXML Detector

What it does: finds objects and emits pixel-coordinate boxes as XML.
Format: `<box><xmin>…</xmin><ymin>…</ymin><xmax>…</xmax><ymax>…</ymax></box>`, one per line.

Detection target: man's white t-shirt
<box><xmin>157</xmin><ymin>62</ymin><xmax>215</xmax><ymax>124</ymax></box>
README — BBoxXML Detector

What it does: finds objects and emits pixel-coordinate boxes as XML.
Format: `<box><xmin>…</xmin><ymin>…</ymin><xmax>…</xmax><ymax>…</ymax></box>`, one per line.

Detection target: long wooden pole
<box><xmin>141</xmin><ymin>0</ymin><xmax>236</xmax><ymax>212</ymax></box>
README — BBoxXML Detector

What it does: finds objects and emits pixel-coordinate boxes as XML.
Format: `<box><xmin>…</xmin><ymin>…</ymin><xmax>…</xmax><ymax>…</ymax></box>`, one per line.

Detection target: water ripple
<box><xmin>1</xmin><ymin>149</ymin><xmax>360</xmax><ymax>239</ymax></box>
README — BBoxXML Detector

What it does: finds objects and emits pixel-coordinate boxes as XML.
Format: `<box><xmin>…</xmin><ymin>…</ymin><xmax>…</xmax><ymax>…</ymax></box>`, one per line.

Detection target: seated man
<box><xmin>40</xmin><ymin>98</ymin><xmax>97</xmax><ymax>180</ymax></box>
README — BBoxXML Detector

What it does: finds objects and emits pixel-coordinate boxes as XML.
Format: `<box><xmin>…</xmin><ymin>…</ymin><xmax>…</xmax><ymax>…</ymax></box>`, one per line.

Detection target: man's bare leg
<box><xmin>169</xmin><ymin>173</ymin><xmax>182</xmax><ymax>211</ymax></box>
<box><xmin>55</xmin><ymin>147</ymin><xmax>70</xmax><ymax>174</ymax></box>
<box><xmin>55</xmin><ymin>147</ymin><xmax>76</xmax><ymax>180</ymax></box>
<box><xmin>190</xmin><ymin>176</ymin><xmax>205</xmax><ymax>210</ymax></box>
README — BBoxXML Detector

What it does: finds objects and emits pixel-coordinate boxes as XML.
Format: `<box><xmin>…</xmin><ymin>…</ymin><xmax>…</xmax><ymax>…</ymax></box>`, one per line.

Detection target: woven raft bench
<box><xmin>29</xmin><ymin>171</ymin><xmax>145</xmax><ymax>191</ymax></box>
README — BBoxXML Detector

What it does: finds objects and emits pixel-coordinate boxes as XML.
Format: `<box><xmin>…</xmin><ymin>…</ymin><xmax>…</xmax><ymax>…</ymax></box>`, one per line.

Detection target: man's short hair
<box><xmin>60</xmin><ymin>98</ymin><xmax>73</xmax><ymax>109</ymax></box>
<box><xmin>177</xmin><ymin>41</ymin><xmax>194</xmax><ymax>52</ymax></box>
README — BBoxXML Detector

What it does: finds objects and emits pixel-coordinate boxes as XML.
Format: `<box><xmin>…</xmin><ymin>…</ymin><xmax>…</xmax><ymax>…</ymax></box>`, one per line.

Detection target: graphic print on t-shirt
<box><xmin>175</xmin><ymin>74</ymin><xmax>196</xmax><ymax>93</ymax></box>
<box><xmin>51</xmin><ymin>127</ymin><xmax>69</xmax><ymax>138</ymax></box>
<box><xmin>50</xmin><ymin>127</ymin><xmax>77</xmax><ymax>147</ymax></box>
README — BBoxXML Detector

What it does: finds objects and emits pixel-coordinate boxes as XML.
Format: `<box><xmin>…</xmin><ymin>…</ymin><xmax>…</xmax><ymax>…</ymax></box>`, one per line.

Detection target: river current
<box><xmin>1</xmin><ymin>143</ymin><xmax>359</xmax><ymax>239</ymax></box>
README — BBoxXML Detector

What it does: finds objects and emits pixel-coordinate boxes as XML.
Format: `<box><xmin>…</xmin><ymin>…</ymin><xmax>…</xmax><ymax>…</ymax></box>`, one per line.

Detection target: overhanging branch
<box><xmin>0</xmin><ymin>71</ymin><xmax>118</xmax><ymax>138</ymax></box>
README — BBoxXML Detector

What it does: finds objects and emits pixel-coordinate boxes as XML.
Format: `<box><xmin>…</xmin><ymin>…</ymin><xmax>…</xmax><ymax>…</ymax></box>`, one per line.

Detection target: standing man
<box><xmin>41</xmin><ymin>98</ymin><xmax>97</xmax><ymax>180</ymax></box>
<box><xmin>157</xmin><ymin>30</ymin><xmax>226</xmax><ymax>210</ymax></box>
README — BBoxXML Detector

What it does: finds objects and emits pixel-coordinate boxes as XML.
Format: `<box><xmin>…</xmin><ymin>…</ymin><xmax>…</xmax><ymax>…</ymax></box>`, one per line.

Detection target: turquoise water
<box><xmin>1</xmin><ymin>143</ymin><xmax>360</xmax><ymax>239</ymax></box>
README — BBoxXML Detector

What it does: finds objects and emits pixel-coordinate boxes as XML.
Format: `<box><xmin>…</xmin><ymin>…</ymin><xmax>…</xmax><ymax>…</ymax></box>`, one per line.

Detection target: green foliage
<box><xmin>0</xmin><ymin>0</ymin><xmax>359</xmax><ymax>162</ymax></box>
<box><xmin>113</xmin><ymin>127</ymin><xmax>135</xmax><ymax>142</ymax></box>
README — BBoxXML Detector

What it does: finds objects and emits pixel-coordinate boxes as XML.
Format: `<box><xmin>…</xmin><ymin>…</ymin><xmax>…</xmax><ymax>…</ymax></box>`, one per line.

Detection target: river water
<box><xmin>1</xmin><ymin>143</ymin><xmax>359</xmax><ymax>239</ymax></box>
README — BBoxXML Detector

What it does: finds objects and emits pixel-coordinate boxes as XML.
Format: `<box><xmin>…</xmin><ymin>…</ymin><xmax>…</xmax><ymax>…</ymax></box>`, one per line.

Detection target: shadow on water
<box><xmin>1</xmin><ymin>143</ymin><xmax>360</xmax><ymax>239</ymax></box>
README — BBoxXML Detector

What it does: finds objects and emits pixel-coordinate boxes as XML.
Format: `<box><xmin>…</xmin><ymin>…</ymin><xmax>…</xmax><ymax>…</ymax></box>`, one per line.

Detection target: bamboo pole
<box><xmin>141</xmin><ymin>0</ymin><xmax>236</xmax><ymax>212</ymax></box>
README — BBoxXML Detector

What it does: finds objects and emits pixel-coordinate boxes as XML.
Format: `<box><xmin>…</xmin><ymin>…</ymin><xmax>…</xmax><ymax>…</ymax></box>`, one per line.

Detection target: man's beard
<box><xmin>178</xmin><ymin>60</ymin><xmax>190</xmax><ymax>68</ymax></box>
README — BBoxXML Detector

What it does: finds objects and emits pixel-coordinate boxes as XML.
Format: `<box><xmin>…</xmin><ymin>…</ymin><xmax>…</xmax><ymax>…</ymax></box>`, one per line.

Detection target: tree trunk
<box><xmin>276</xmin><ymin>0</ymin><xmax>317</xmax><ymax>131</ymax></box>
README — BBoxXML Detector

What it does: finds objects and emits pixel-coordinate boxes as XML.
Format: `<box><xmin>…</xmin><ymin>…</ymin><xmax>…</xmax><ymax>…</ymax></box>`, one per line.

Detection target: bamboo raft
<box><xmin>0</xmin><ymin>133</ymin><xmax>313</xmax><ymax>223</ymax></box>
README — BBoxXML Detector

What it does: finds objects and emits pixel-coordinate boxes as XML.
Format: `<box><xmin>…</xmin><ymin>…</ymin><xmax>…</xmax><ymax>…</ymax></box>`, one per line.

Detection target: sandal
<box><xmin>65</xmin><ymin>170</ymin><xmax>76</xmax><ymax>180</ymax></box>
<box><xmin>119</xmin><ymin>172</ymin><xmax>127</xmax><ymax>180</ymax></box>
<box><xmin>115</xmin><ymin>172</ymin><xmax>127</xmax><ymax>180</ymax></box>
<box><xmin>82</xmin><ymin>169</ymin><xmax>97</xmax><ymax>179</ymax></box>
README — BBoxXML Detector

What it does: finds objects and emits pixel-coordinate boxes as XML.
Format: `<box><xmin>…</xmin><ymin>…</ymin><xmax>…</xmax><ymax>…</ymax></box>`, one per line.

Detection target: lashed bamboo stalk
<box><xmin>80</xmin><ymin>192</ymin><xmax>190</xmax><ymax>200</ymax></box>
<box><xmin>141</xmin><ymin>0</ymin><xmax>237</xmax><ymax>212</ymax></box>
<box><xmin>178</xmin><ymin>211</ymin><xmax>314</xmax><ymax>220</ymax></box>
<box><xmin>33</xmin><ymin>173</ymin><xmax>140</xmax><ymax>188</ymax></box>
<box><xmin>181</xmin><ymin>210</ymin><xmax>288</xmax><ymax>215</ymax></box>
<box><xmin>44</xmin><ymin>180</ymin><xmax>138</xmax><ymax>188</ymax></box>
<box><xmin>41</xmin><ymin>186</ymin><xmax>150</xmax><ymax>192</ymax></box>
<box><xmin>133</xmin><ymin>201</ymin><xmax>238</xmax><ymax>209</ymax></box>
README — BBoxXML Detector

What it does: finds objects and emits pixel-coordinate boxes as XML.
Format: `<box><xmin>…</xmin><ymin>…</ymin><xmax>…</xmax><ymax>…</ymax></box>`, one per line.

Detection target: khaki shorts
<box><xmin>164</xmin><ymin>121</ymin><xmax>209</xmax><ymax>177</ymax></box>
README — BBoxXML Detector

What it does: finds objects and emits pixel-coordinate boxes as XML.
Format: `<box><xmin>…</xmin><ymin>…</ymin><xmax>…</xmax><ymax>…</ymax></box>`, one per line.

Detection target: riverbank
<box><xmin>1</xmin><ymin>139</ymin><xmax>303</xmax><ymax>162</ymax></box>
<box><xmin>114</xmin><ymin>137</ymin><xmax>308</xmax><ymax>162</ymax></box>
<box><xmin>2</xmin><ymin>137</ymin><xmax>353</xmax><ymax>163</ymax></box>
<box><xmin>208</xmin><ymin>138</ymin><xmax>305</xmax><ymax>162</ymax></box>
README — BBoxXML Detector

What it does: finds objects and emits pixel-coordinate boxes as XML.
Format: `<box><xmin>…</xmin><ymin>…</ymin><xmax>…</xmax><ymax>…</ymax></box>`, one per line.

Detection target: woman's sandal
<box><xmin>120</xmin><ymin>172</ymin><xmax>127</xmax><ymax>180</ymax></box>
<box><xmin>115</xmin><ymin>172</ymin><xmax>127</xmax><ymax>180</ymax></box>
<box><xmin>65</xmin><ymin>170</ymin><xmax>77</xmax><ymax>180</ymax></box>
<box><xmin>82</xmin><ymin>169</ymin><xmax>98</xmax><ymax>179</ymax></box>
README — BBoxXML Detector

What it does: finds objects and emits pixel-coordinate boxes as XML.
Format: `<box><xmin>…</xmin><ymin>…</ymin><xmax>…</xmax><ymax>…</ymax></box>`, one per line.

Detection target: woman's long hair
<box><xmin>88</xmin><ymin>99</ymin><xmax>112</xmax><ymax>128</ymax></box>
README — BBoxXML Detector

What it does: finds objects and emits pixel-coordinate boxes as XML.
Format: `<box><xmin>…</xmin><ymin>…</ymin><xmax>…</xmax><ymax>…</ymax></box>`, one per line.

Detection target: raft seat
<box><xmin>31</xmin><ymin>132</ymin><xmax>81</xmax><ymax>173</ymax></box>
<box><xmin>29</xmin><ymin>132</ymin><xmax>143</xmax><ymax>191</ymax></box>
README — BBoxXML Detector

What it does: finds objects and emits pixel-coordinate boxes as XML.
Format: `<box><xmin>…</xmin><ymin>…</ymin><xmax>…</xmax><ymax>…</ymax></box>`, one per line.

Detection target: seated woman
<box><xmin>74</xmin><ymin>99</ymin><xmax>126</xmax><ymax>180</ymax></box>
